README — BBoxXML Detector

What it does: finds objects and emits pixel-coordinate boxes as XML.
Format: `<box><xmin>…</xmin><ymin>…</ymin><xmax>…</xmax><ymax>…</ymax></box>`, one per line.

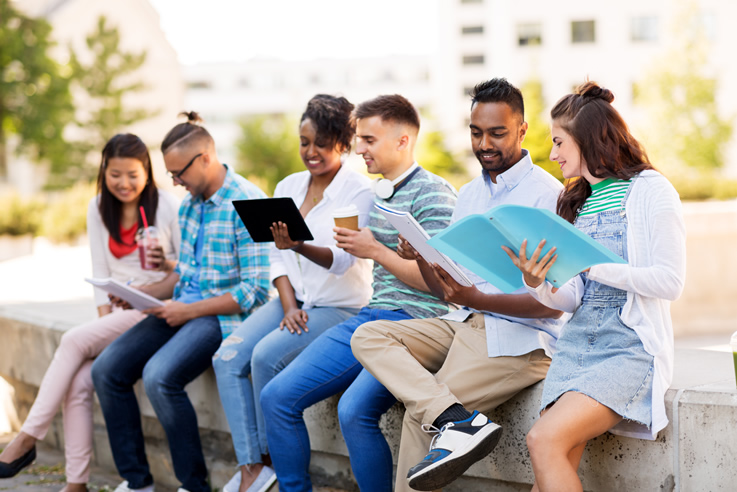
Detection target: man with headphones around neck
<box><xmin>259</xmin><ymin>94</ymin><xmax>458</xmax><ymax>492</ymax></box>
<box><xmin>352</xmin><ymin>78</ymin><xmax>567</xmax><ymax>491</ymax></box>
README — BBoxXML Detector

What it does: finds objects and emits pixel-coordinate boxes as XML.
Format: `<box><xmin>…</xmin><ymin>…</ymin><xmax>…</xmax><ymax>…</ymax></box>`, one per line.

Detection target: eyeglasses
<box><xmin>167</xmin><ymin>153</ymin><xmax>203</xmax><ymax>182</ymax></box>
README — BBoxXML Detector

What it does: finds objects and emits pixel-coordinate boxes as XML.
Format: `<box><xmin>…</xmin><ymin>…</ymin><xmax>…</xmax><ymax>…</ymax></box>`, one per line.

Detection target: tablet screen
<box><xmin>233</xmin><ymin>198</ymin><xmax>314</xmax><ymax>242</ymax></box>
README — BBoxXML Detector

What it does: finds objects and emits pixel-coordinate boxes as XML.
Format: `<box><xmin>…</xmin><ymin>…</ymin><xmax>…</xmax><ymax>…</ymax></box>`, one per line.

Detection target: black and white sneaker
<box><xmin>406</xmin><ymin>410</ymin><xmax>502</xmax><ymax>490</ymax></box>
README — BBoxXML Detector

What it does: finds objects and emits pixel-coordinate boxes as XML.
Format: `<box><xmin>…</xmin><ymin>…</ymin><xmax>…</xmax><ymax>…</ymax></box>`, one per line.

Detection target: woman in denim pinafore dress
<box><xmin>538</xmin><ymin>176</ymin><xmax>654</xmax><ymax>427</ymax></box>
<box><xmin>505</xmin><ymin>81</ymin><xmax>685</xmax><ymax>491</ymax></box>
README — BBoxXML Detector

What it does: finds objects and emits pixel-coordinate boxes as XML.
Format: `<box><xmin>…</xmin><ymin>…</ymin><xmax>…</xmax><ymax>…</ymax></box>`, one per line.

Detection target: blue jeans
<box><xmin>260</xmin><ymin>307</ymin><xmax>411</xmax><ymax>492</ymax></box>
<box><xmin>91</xmin><ymin>315</ymin><xmax>221</xmax><ymax>492</ymax></box>
<box><xmin>212</xmin><ymin>298</ymin><xmax>358</xmax><ymax>466</ymax></box>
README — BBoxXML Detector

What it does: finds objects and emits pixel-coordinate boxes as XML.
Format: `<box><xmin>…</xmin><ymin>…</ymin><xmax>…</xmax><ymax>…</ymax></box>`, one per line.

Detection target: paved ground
<box><xmin>0</xmin><ymin>434</ymin><xmax>351</xmax><ymax>492</ymax></box>
<box><xmin>0</xmin><ymin>433</ymin><xmax>119</xmax><ymax>492</ymax></box>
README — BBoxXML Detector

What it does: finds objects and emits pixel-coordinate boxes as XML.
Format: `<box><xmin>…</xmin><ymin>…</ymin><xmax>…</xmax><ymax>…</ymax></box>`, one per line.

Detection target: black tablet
<box><xmin>233</xmin><ymin>198</ymin><xmax>314</xmax><ymax>242</ymax></box>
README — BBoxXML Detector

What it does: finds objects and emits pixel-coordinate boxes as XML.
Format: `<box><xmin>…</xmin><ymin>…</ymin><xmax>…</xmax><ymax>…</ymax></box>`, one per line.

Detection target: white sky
<box><xmin>148</xmin><ymin>0</ymin><xmax>440</xmax><ymax>65</ymax></box>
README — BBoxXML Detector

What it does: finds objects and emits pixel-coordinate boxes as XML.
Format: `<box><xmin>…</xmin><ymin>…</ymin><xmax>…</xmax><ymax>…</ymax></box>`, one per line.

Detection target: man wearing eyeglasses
<box><xmin>92</xmin><ymin>113</ymin><xmax>271</xmax><ymax>492</ymax></box>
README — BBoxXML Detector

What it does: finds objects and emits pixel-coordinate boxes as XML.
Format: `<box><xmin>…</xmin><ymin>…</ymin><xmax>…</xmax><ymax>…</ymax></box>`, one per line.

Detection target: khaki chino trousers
<box><xmin>351</xmin><ymin>313</ymin><xmax>550</xmax><ymax>492</ymax></box>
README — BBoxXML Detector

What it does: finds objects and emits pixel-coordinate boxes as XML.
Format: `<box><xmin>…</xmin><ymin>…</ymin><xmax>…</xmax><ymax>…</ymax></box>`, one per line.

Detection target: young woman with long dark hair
<box><xmin>0</xmin><ymin>134</ymin><xmax>180</xmax><ymax>492</ymax></box>
<box><xmin>505</xmin><ymin>82</ymin><xmax>686</xmax><ymax>491</ymax></box>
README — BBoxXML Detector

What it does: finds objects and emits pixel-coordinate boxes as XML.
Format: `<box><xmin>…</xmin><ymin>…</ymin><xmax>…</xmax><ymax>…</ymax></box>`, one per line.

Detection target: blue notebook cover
<box><xmin>427</xmin><ymin>204</ymin><xmax>626</xmax><ymax>293</ymax></box>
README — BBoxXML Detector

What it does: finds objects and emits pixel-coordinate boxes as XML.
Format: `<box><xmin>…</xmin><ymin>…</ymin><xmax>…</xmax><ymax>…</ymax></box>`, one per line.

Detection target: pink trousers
<box><xmin>21</xmin><ymin>309</ymin><xmax>145</xmax><ymax>483</ymax></box>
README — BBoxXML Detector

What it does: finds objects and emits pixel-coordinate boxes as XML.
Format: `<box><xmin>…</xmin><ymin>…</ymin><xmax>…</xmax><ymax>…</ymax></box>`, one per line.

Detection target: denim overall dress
<box><xmin>539</xmin><ymin>178</ymin><xmax>654</xmax><ymax>427</ymax></box>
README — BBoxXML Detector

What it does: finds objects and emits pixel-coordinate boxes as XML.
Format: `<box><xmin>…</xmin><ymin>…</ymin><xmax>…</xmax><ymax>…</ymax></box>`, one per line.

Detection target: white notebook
<box><xmin>85</xmin><ymin>277</ymin><xmax>165</xmax><ymax>311</ymax></box>
<box><xmin>374</xmin><ymin>203</ymin><xmax>472</xmax><ymax>287</ymax></box>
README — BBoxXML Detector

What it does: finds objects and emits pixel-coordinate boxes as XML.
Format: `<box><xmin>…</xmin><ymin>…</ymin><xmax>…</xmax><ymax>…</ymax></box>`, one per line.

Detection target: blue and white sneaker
<box><xmin>407</xmin><ymin>410</ymin><xmax>502</xmax><ymax>490</ymax></box>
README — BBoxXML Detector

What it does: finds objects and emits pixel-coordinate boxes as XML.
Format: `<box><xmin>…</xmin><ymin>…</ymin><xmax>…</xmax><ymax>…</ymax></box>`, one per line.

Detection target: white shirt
<box><xmin>87</xmin><ymin>190</ymin><xmax>181</xmax><ymax>306</ymax></box>
<box><xmin>527</xmin><ymin>170</ymin><xmax>686</xmax><ymax>439</ymax></box>
<box><xmin>270</xmin><ymin>165</ymin><xmax>374</xmax><ymax>309</ymax></box>
<box><xmin>440</xmin><ymin>150</ymin><xmax>567</xmax><ymax>358</ymax></box>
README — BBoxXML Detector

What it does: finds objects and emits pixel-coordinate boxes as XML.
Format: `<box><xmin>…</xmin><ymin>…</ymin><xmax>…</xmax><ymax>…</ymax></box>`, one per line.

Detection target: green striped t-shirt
<box><xmin>579</xmin><ymin>178</ymin><xmax>631</xmax><ymax>216</ymax></box>
<box><xmin>367</xmin><ymin>167</ymin><xmax>457</xmax><ymax>319</ymax></box>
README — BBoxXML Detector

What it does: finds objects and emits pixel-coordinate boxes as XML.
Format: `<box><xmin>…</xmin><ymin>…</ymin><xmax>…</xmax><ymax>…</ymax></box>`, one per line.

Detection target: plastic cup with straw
<box><xmin>136</xmin><ymin>205</ymin><xmax>159</xmax><ymax>270</ymax></box>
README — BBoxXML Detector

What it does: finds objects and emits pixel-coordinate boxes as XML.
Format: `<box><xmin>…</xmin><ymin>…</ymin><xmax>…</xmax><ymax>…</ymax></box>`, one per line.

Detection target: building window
<box><xmin>631</xmin><ymin>16</ymin><xmax>658</xmax><ymax>42</ymax></box>
<box><xmin>518</xmin><ymin>23</ymin><xmax>542</xmax><ymax>46</ymax></box>
<box><xmin>461</xmin><ymin>25</ymin><xmax>484</xmax><ymax>35</ymax></box>
<box><xmin>462</xmin><ymin>54</ymin><xmax>485</xmax><ymax>65</ymax></box>
<box><xmin>571</xmin><ymin>20</ymin><xmax>595</xmax><ymax>43</ymax></box>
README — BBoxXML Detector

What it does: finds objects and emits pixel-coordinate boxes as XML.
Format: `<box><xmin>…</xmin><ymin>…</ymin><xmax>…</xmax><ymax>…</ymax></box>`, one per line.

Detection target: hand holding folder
<box><xmin>426</xmin><ymin>205</ymin><xmax>626</xmax><ymax>293</ymax></box>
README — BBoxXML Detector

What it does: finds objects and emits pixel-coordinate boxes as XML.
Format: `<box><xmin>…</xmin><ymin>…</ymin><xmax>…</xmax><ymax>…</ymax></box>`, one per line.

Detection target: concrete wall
<box><xmin>2</xmin><ymin>302</ymin><xmax>737</xmax><ymax>491</ymax></box>
<box><xmin>671</xmin><ymin>200</ymin><xmax>737</xmax><ymax>337</ymax></box>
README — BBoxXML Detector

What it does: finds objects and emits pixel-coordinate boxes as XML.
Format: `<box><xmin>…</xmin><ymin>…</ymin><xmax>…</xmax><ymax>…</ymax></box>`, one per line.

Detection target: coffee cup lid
<box><xmin>332</xmin><ymin>204</ymin><xmax>359</xmax><ymax>218</ymax></box>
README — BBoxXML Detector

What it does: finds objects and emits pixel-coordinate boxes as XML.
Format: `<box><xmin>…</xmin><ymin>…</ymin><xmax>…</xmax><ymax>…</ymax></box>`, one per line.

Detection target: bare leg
<box><xmin>239</xmin><ymin>463</ymin><xmax>265</xmax><ymax>492</ymax></box>
<box><xmin>0</xmin><ymin>431</ymin><xmax>37</xmax><ymax>463</ymax></box>
<box><xmin>526</xmin><ymin>392</ymin><xmax>622</xmax><ymax>492</ymax></box>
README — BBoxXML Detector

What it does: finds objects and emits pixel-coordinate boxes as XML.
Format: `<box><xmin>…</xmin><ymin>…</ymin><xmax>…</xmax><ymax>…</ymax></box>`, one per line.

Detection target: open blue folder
<box><xmin>426</xmin><ymin>204</ymin><xmax>626</xmax><ymax>293</ymax></box>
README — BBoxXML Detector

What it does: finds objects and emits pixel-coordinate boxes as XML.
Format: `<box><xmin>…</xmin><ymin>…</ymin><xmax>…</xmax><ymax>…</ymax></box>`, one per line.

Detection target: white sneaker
<box><xmin>222</xmin><ymin>470</ymin><xmax>241</xmax><ymax>492</ymax></box>
<box><xmin>114</xmin><ymin>481</ymin><xmax>154</xmax><ymax>492</ymax></box>
<box><xmin>246</xmin><ymin>465</ymin><xmax>277</xmax><ymax>492</ymax></box>
<box><xmin>407</xmin><ymin>410</ymin><xmax>502</xmax><ymax>490</ymax></box>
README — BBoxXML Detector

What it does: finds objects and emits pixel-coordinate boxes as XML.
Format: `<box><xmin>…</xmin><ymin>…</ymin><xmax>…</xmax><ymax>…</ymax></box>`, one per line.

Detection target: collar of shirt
<box><xmin>190</xmin><ymin>164</ymin><xmax>234</xmax><ymax>207</ymax></box>
<box><xmin>483</xmin><ymin>149</ymin><xmax>534</xmax><ymax>193</ymax></box>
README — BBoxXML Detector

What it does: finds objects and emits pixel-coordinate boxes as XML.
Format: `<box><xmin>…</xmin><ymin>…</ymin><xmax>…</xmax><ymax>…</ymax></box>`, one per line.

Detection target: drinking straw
<box><xmin>139</xmin><ymin>205</ymin><xmax>150</xmax><ymax>242</ymax></box>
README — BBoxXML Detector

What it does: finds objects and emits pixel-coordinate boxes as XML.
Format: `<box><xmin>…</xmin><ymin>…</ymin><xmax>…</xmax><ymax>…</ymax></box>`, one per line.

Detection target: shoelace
<box><xmin>420</xmin><ymin>422</ymin><xmax>455</xmax><ymax>451</ymax></box>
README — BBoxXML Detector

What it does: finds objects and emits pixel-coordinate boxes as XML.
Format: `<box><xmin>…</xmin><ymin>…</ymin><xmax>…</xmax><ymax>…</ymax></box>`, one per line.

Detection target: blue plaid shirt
<box><xmin>173</xmin><ymin>165</ymin><xmax>270</xmax><ymax>337</ymax></box>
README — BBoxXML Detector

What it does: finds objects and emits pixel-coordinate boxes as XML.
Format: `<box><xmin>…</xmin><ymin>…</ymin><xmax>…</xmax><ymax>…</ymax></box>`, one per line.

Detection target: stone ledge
<box><xmin>2</xmin><ymin>303</ymin><xmax>736</xmax><ymax>491</ymax></box>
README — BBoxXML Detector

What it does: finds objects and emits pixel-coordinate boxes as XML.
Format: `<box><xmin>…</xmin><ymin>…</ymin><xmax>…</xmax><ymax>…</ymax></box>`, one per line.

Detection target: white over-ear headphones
<box><xmin>372</xmin><ymin>162</ymin><xmax>419</xmax><ymax>199</ymax></box>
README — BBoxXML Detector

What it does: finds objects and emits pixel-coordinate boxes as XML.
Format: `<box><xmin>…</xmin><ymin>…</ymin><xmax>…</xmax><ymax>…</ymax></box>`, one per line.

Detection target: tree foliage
<box><xmin>235</xmin><ymin>115</ymin><xmax>304</xmax><ymax>195</ymax></box>
<box><xmin>521</xmin><ymin>79</ymin><xmax>563</xmax><ymax>181</ymax></box>
<box><xmin>417</xmin><ymin>129</ymin><xmax>469</xmax><ymax>188</ymax></box>
<box><xmin>64</xmin><ymin>16</ymin><xmax>158</xmax><ymax>186</ymax></box>
<box><xmin>0</xmin><ymin>0</ymin><xmax>75</xmax><ymax>180</ymax></box>
<box><xmin>634</xmin><ymin>1</ymin><xmax>733</xmax><ymax>172</ymax></box>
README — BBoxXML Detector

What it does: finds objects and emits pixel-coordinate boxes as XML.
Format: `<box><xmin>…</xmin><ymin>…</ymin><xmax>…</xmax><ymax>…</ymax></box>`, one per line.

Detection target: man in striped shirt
<box><xmin>260</xmin><ymin>95</ymin><xmax>458</xmax><ymax>491</ymax></box>
<box><xmin>353</xmin><ymin>78</ymin><xmax>567</xmax><ymax>491</ymax></box>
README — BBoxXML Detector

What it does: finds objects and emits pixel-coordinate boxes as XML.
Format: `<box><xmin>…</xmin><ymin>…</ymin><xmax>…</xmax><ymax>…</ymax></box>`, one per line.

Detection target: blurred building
<box><xmin>9</xmin><ymin>0</ymin><xmax>184</xmax><ymax>193</ymax></box>
<box><xmin>431</xmin><ymin>0</ymin><xmax>737</xmax><ymax>171</ymax></box>
<box><xmin>183</xmin><ymin>56</ymin><xmax>432</xmax><ymax>165</ymax></box>
<box><xmin>180</xmin><ymin>0</ymin><xmax>736</xmax><ymax>175</ymax></box>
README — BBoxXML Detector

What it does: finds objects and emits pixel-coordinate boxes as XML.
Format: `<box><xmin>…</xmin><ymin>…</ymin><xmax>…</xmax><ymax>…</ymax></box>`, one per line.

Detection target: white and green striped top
<box><xmin>579</xmin><ymin>178</ymin><xmax>631</xmax><ymax>216</ymax></box>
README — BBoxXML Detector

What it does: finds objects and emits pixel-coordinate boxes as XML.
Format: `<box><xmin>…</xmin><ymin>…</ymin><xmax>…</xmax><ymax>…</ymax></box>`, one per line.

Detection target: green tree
<box><xmin>521</xmin><ymin>79</ymin><xmax>562</xmax><ymax>181</ymax></box>
<box><xmin>235</xmin><ymin>115</ymin><xmax>304</xmax><ymax>195</ymax></box>
<box><xmin>0</xmin><ymin>0</ymin><xmax>75</xmax><ymax>180</ymax></box>
<box><xmin>417</xmin><ymin>129</ymin><xmax>469</xmax><ymax>188</ymax></box>
<box><xmin>65</xmin><ymin>16</ymin><xmax>158</xmax><ymax>185</ymax></box>
<box><xmin>634</xmin><ymin>1</ymin><xmax>733</xmax><ymax>173</ymax></box>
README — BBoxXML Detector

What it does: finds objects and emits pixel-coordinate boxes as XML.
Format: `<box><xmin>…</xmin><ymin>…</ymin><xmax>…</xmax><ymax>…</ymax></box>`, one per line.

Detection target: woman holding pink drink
<box><xmin>0</xmin><ymin>134</ymin><xmax>180</xmax><ymax>492</ymax></box>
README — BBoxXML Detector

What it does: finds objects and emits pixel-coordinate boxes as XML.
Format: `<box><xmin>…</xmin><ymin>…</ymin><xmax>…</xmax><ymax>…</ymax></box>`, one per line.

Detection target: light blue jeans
<box><xmin>212</xmin><ymin>298</ymin><xmax>358</xmax><ymax>466</ymax></box>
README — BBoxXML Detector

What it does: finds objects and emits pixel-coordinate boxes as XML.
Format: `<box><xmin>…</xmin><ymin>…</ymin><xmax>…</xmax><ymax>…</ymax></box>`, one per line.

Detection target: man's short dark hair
<box><xmin>470</xmin><ymin>78</ymin><xmax>525</xmax><ymax>119</ymax></box>
<box><xmin>354</xmin><ymin>94</ymin><xmax>420</xmax><ymax>131</ymax></box>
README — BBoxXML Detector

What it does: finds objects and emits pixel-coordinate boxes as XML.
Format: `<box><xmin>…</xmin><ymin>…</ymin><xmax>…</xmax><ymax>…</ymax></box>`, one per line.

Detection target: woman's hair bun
<box><xmin>178</xmin><ymin>111</ymin><xmax>203</xmax><ymax>124</ymax></box>
<box><xmin>575</xmin><ymin>81</ymin><xmax>614</xmax><ymax>104</ymax></box>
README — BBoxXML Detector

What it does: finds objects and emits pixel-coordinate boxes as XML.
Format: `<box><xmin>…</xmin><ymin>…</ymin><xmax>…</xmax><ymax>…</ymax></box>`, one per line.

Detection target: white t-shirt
<box><xmin>87</xmin><ymin>190</ymin><xmax>181</xmax><ymax>306</ymax></box>
<box><xmin>270</xmin><ymin>165</ymin><xmax>374</xmax><ymax>309</ymax></box>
